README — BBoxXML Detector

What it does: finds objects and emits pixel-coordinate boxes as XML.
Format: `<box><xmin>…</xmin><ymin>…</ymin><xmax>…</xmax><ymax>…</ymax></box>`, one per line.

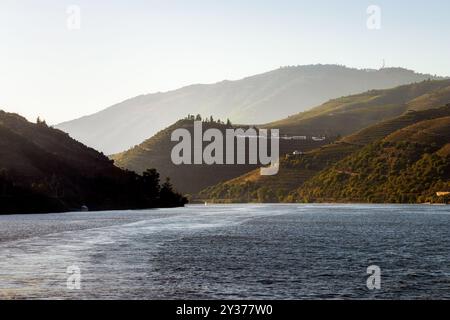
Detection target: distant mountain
<box><xmin>56</xmin><ymin>65</ymin><xmax>442</xmax><ymax>154</ymax></box>
<box><xmin>0</xmin><ymin>110</ymin><xmax>186</xmax><ymax>214</ymax></box>
<box><xmin>199</xmin><ymin>104</ymin><xmax>450</xmax><ymax>204</ymax></box>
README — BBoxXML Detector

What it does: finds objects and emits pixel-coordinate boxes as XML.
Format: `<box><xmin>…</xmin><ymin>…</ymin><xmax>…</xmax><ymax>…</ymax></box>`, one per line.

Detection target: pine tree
<box><xmin>142</xmin><ymin>168</ymin><xmax>161</xmax><ymax>202</ymax></box>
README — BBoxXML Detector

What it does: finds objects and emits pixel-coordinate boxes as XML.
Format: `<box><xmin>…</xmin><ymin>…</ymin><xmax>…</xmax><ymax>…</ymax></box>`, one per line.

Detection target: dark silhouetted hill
<box><xmin>0</xmin><ymin>111</ymin><xmax>186</xmax><ymax>214</ymax></box>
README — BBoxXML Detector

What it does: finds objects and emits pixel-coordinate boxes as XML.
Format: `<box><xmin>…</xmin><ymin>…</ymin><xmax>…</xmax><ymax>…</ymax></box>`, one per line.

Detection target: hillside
<box><xmin>55</xmin><ymin>65</ymin><xmax>441</xmax><ymax>154</ymax></box>
<box><xmin>199</xmin><ymin>105</ymin><xmax>450</xmax><ymax>203</ymax></box>
<box><xmin>114</xmin><ymin>79</ymin><xmax>450</xmax><ymax>196</ymax></box>
<box><xmin>297</xmin><ymin>114</ymin><xmax>450</xmax><ymax>203</ymax></box>
<box><xmin>0</xmin><ymin>111</ymin><xmax>186</xmax><ymax>214</ymax></box>
<box><xmin>266</xmin><ymin>79</ymin><xmax>450</xmax><ymax>136</ymax></box>
<box><xmin>112</xmin><ymin>117</ymin><xmax>332</xmax><ymax>195</ymax></box>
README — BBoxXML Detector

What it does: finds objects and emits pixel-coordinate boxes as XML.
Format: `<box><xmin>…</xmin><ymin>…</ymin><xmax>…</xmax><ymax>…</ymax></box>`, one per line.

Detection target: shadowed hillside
<box><xmin>0</xmin><ymin>111</ymin><xmax>186</xmax><ymax>214</ymax></box>
<box><xmin>56</xmin><ymin>65</ymin><xmax>441</xmax><ymax>154</ymax></box>
<box><xmin>112</xmin><ymin>117</ymin><xmax>332</xmax><ymax>195</ymax></box>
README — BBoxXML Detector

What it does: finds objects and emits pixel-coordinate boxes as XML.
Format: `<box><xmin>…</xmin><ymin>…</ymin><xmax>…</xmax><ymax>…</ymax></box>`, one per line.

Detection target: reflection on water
<box><xmin>0</xmin><ymin>204</ymin><xmax>449</xmax><ymax>299</ymax></box>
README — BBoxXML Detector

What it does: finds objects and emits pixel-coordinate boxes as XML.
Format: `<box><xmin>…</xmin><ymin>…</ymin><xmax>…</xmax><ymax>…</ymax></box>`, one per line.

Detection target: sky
<box><xmin>1</xmin><ymin>0</ymin><xmax>450</xmax><ymax>124</ymax></box>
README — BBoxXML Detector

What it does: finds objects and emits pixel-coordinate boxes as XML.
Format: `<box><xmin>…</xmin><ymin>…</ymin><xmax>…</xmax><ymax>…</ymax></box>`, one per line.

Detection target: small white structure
<box><xmin>312</xmin><ymin>136</ymin><xmax>326</xmax><ymax>142</ymax></box>
<box><xmin>293</xmin><ymin>150</ymin><xmax>303</xmax><ymax>156</ymax></box>
<box><xmin>292</xmin><ymin>136</ymin><xmax>307</xmax><ymax>140</ymax></box>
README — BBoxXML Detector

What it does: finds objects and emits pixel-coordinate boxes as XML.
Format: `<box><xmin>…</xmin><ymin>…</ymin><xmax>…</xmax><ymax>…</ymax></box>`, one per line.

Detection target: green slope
<box><xmin>297</xmin><ymin>114</ymin><xmax>450</xmax><ymax>203</ymax></box>
<box><xmin>199</xmin><ymin>105</ymin><xmax>450</xmax><ymax>203</ymax></box>
<box><xmin>266</xmin><ymin>79</ymin><xmax>450</xmax><ymax>136</ymax></box>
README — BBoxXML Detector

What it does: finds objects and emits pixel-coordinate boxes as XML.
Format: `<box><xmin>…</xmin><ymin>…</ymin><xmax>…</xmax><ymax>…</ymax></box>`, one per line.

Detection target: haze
<box><xmin>1</xmin><ymin>0</ymin><xmax>450</xmax><ymax>124</ymax></box>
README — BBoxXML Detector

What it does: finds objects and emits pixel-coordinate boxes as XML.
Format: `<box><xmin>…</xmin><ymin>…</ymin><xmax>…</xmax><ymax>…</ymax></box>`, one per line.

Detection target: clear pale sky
<box><xmin>1</xmin><ymin>0</ymin><xmax>449</xmax><ymax>124</ymax></box>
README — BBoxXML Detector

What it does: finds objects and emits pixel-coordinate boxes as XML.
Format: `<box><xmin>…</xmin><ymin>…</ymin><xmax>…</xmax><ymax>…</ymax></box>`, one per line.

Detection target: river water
<box><xmin>0</xmin><ymin>204</ymin><xmax>449</xmax><ymax>299</ymax></box>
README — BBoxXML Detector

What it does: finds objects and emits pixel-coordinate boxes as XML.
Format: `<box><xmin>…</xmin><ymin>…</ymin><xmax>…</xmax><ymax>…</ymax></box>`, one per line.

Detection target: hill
<box><xmin>112</xmin><ymin>117</ymin><xmax>332</xmax><ymax>195</ymax></box>
<box><xmin>0</xmin><ymin>111</ymin><xmax>186</xmax><ymax>214</ymax></box>
<box><xmin>55</xmin><ymin>65</ymin><xmax>441</xmax><ymax>154</ymax></box>
<box><xmin>114</xmin><ymin>79</ymin><xmax>450</xmax><ymax>196</ymax></box>
<box><xmin>297</xmin><ymin>113</ymin><xmax>450</xmax><ymax>203</ymax></box>
<box><xmin>266</xmin><ymin>79</ymin><xmax>450</xmax><ymax>136</ymax></box>
<box><xmin>199</xmin><ymin>105</ymin><xmax>450</xmax><ymax>203</ymax></box>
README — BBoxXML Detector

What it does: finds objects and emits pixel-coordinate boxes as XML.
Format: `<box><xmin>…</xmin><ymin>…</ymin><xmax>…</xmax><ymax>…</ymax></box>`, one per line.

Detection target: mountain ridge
<box><xmin>56</xmin><ymin>65</ymin><xmax>443</xmax><ymax>154</ymax></box>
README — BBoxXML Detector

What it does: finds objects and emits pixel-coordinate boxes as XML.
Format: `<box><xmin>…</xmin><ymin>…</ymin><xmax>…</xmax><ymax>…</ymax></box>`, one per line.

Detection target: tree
<box><xmin>36</xmin><ymin>117</ymin><xmax>47</xmax><ymax>126</ymax></box>
<box><xmin>142</xmin><ymin>169</ymin><xmax>160</xmax><ymax>202</ymax></box>
<box><xmin>195</xmin><ymin>114</ymin><xmax>202</xmax><ymax>121</ymax></box>
<box><xmin>160</xmin><ymin>177</ymin><xmax>174</xmax><ymax>196</ymax></box>
<box><xmin>159</xmin><ymin>177</ymin><xmax>187</xmax><ymax>207</ymax></box>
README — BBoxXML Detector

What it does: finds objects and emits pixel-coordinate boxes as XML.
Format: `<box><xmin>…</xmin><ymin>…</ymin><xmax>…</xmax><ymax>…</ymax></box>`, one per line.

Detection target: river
<box><xmin>0</xmin><ymin>204</ymin><xmax>449</xmax><ymax>299</ymax></box>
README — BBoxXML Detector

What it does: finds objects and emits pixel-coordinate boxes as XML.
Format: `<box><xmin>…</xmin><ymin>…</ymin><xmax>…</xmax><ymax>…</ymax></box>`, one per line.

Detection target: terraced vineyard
<box><xmin>297</xmin><ymin>110</ymin><xmax>450</xmax><ymax>203</ymax></box>
<box><xmin>266</xmin><ymin>79</ymin><xmax>450</xmax><ymax>137</ymax></box>
<box><xmin>343</xmin><ymin>106</ymin><xmax>450</xmax><ymax>145</ymax></box>
<box><xmin>200</xmin><ymin>105</ymin><xmax>450</xmax><ymax>203</ymax></box>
